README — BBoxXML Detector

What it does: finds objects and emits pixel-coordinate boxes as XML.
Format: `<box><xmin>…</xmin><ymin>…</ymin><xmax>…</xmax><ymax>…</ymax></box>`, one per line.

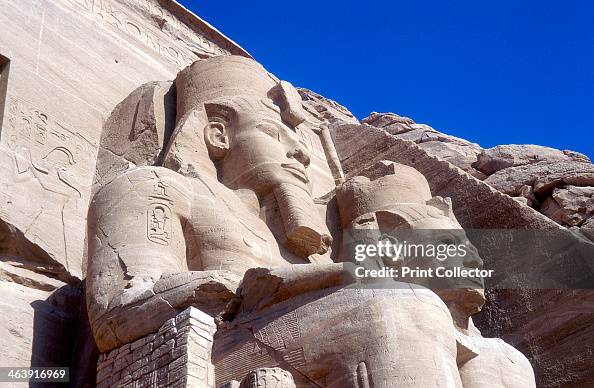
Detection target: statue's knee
<box><xmin>90</xmin><ymin>314</ymin><xmax>120</xmax><ymax>353</ymax></box>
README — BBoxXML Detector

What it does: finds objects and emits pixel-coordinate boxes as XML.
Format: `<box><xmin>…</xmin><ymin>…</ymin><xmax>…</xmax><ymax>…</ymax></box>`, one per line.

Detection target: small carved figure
<box><xmin>239</xmin><ymin>368</ymin><xmax>296</xmax><ymax>388</ymax></box>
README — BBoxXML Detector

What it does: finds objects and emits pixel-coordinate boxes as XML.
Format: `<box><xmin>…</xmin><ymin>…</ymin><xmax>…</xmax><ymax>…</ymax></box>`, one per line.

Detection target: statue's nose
<box><xmin>463</xmin><ymin>244</ymin><xmax>484</xmax><ymax>269</ymax></box>
<box><xmin>287</xmin><ymin>141</ymin><xmax>311</xmax><ymax>168</ymax></box>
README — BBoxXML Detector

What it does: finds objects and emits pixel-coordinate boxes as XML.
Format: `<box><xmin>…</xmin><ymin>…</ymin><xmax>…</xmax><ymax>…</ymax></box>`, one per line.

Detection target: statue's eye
<box><xmin>256</xmin><ymin>123</ymin><xmax>280</xmax><ymax>140</ymax></box>
<box><xmin>439</xmin><ymin>235</ymin><xmax>456</xmax><ymax>246</ymax></box>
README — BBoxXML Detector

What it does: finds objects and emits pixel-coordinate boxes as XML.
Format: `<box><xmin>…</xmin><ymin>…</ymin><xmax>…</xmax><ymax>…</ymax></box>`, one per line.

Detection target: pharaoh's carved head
<box><xmin>337</xmin><ymin>161</ymin><xmax>485</xmax><ymax>315</ymax></box>
<box><xmin>172</xmin><ymin>56</ymin><xmax>312</xmax><ymax>197</ymax></box>
<box><xmin>165</xmin><ymin>56</ymin><xmax>331</xmax><ymax>256</ymax></box>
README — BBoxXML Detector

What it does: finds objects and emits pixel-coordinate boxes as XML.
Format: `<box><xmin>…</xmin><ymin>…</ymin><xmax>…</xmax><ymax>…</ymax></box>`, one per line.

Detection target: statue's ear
<box><xmin>426</xmin><ymin>196</ymin><xmax>455</xmax><ymax>219</ymax></box>
<box><xmin>375</xmin><ymin>210</ymin><xmax>413</xmax><ymax>230</ymax></box>
<box><xmin>204</xmin><ymin>121</ymin><xmax>229</xmax><ymax>160</ymax></box>
<box><xmin>204</xmin><ymin>102</ymin><xmax>234</xmax><ymax>160</ymax></box>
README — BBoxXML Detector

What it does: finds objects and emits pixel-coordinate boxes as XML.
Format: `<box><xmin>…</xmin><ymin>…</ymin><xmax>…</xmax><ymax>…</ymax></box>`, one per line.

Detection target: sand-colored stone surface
<box><xmin>0</xmin><ymin>2</ymin><xmax>591</xmax><ymax>387</ymax></box>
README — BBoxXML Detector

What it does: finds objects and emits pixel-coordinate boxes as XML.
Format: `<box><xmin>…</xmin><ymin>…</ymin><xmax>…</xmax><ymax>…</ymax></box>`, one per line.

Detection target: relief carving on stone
<box><xmin>62</xmin><ymin>0</ymin><xmax>232</xmax><ymax>68</ymax></box>
<box><xmin>0</xmin><ymin>96</ymin><xmax>97</xmax><ymax>276</ymax></box>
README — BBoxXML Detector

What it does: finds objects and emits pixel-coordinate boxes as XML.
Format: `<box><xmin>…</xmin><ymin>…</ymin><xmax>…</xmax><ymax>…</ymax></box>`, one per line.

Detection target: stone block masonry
<box><xmin>95</xmin><ymin>307</ymin><xmax>216</xmax><ymax>388</ymax></box>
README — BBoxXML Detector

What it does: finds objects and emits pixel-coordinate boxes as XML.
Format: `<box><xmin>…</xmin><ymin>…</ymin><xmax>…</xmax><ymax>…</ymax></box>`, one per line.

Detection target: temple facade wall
<box><xmin>0</xmin><ymin>0</ymin><xmax>249</xmax><ymax>279</ymax></box>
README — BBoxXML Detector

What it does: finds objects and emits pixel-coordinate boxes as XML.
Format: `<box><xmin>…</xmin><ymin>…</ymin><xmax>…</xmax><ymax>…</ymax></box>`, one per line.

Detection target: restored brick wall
<box><xmin>96</xmin><ymin>307</ymin><xmax>216</xmax><ymax>388</ymax></box>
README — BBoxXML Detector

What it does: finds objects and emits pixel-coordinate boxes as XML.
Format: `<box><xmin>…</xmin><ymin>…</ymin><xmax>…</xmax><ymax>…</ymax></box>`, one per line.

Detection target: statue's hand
<box><xmin>238</xmin><ymin>263</ymin><xmax>357</xmax><ymax>314</ymax></box>
<box><xmin>152</xmin><ymin>270</ymin><xmax>241</xmax><ymax>315</ymax></box>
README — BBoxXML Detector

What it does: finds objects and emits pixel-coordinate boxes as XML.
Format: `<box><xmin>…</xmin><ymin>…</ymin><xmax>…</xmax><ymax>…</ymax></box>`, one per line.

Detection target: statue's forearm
<box><xmin>238</xmin><ymin>263</ymin><xmax>357</xmax><ymax>314</ymax></box>
<box><xmin>92</xmin><ymin>270</ymin><xmax>240</xmax><ymax>352</ymax></box>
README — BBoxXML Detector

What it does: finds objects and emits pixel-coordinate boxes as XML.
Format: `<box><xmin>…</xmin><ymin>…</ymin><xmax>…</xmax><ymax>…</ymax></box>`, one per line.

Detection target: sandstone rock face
<box><xmin>562</xmin><ymin>149</ymin><xmax>591</xmax><ymax>163</ymax></box>
<box><xmin>0</xmin><ymin>280</ymin><xmax>72</xmax><ymax>365</ymax></box>
<box><xmin>484</xmin><ymin>161</ymin><xmax>594</xmax><ymax>233</ymax></box>
<box><xmin>0</xmin><ymin>272</ymin><xmax>81</xmax><ymax>379</ymax></box>
<box><xmin>484</xmin><ymin>161</ymin><xmax>594</xmax><ymax>197</ymax></box>
<box><xmin>541</xmin><ymin>186</ymin><xmax>594</xmax><ymax>227</ymax></box>
<box><xmin>362</xmin><ymin>112</ymin><xmax>485</xmax><ymax>178</ymax></box>
<box><xmin>476</xmin><ymin>145</ymin><xmax>593</xmax><ymax>236</ymax></box>
<box><xmin>0</xmin><ymin>2</ymin><xmax>590</xmax><ymax>388</ymax></box>
<box><xmin>332</xmin><ymin>122</ymin><xmax>594</xmax><ymax>388</ymax></box>
<box><xmin>332</xmin><ymin>123</ymin><xmax>557</xmax><ymax>229</ymax></box>
<box><xmin>417</xmin><ymin>141</ymin><xmax>484</xmax><ymax>178</ymax></box>
<box><xmin>0</xmin><ymin>0</ymin><xmax>250</xmax><ymax>383</ymax></box>
<box><xmin>298</xmin><ymin>88</ymin><xmax>358</xmax><ymax>125</ymax></box>
<box><xmin>474</xmin><ymin>144</ymin><xmax>591</xmax><ymax>175</ymax></box>
<box><xmin>479</xmin><ymin>289</ymin><xmax>594</xmax><ymax>388</ymax></box>
<box><xmin>362</xmin><ymin>113</ymin><xmax>594</xmax><ymax>241</ymax></box>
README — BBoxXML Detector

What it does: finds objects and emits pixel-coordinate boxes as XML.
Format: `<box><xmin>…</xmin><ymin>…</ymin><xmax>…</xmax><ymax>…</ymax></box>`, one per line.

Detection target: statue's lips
<box><xmin>459</xmin><ymin>275</ymin><xmax>485</xmax><ymax>289</ymax></box>
<box><xmin>281</xmin><ymin>163</ymin><xmax>309</xmax><ymax>183</ymax></box>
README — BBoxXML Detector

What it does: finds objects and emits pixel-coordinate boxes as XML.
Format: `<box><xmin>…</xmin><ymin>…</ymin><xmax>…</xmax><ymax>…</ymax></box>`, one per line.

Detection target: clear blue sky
<box><xmin>181</xmin><ymin>1</ymin><xmax>594</xmax><ymax>159</ymax></box>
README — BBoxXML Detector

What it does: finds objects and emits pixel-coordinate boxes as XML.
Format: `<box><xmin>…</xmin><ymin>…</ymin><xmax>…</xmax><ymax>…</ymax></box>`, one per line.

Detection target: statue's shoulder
<box><xmin>91</xmin><ymin>166</ymin><xmax>194</xmax><ymax>219</ymax></box>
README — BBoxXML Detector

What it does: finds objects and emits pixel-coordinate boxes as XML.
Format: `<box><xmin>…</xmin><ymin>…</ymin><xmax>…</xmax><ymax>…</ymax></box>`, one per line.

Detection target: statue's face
<box><xmin>220</xmin><ymin>107</ymin><xmax>313</xmax><ymax>197</ymax></box>
<box><xmin>412</xmin><ymin>217</ymin><xmax>483</xmax><ymax>283</ymax></box>
<box><xmin>410</xmin><ymin>214</ymin><xmax>486</xmax><ymax>315</ymax></box>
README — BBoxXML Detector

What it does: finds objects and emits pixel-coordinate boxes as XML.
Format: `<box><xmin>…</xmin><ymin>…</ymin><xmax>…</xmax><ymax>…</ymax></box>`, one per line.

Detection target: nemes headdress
<box><xmin>175</xmin><ymin>55</ymin><xmax>306</xmax><ymax>126</ymax></box>
<box><xmin>163</xmin><ymin>55</ymin><xmax>307</xmax><ymax>178</ymax></box>
<box><xmin>337</xmin><ymin>161</ymin><xmax>434</xmax><ymax>227</ymax></box>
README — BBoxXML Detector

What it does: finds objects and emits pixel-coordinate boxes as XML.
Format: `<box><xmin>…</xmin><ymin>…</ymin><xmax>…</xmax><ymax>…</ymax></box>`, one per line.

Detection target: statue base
<box><xmin>95</xmin><ymin>307</ymin><xmax>216</xmax><ymax>388</ymax></box>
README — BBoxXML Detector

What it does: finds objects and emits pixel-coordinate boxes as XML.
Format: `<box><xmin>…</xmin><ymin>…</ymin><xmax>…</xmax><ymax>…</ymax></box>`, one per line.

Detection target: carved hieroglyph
<box><xmin>59</xmin><ymin>0</ymin><xmax>247</xmax><ymax>68</ymax></box>
<box><xmin>0</xmin><ymin>96</ymin><xmax>97</xmax><ymax>277</ymax></box>
<box><xmin>86</xmin><ymin>55</ymin><xmax>536</xmax><ymax>387</ymax></box>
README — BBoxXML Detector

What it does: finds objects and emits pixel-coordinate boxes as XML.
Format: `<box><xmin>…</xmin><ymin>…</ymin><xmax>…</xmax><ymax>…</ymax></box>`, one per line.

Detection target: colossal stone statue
<box><xmin>86</xmin><ymin>55</ymin><xmax>536</xmax><ymax>387</ymax></box>
<box><xmin>213</xmin><ymin>159</ymin><xmax>534</xmax><ymax>387</ymax></box>
<box><xmin>335</xmin><ymin>161</ymin><xmax>536</xmax><ymax>387</ymax></box>
<box><xmin>87</xmin><ymin>56</ymin><xmax>334</xmax><ymax>352</ymax></box>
